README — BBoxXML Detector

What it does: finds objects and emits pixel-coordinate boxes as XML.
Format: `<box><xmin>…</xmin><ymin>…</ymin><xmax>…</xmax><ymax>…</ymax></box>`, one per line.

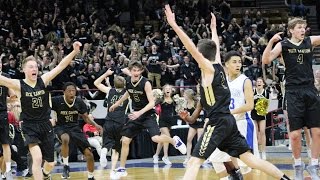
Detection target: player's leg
<box><xmin>0</xmin><ymin>112</ymin><xmax>12</xmax><ymax>178</ymax></box>
<box><xmin>83</xmin><ymin>148</ymin><xmax>95</xmax><ymax>180</ymax></box>
<box><xmin>28</xmin><ymin>144</ymin><xmax>44</xmax><ymax>179</ymax></box>
<box><xmin>40</xmin><ymin>123</ymin><xmax>55</xmax><ymax>180</ymax></box>
<box><xmin>239</xmin><ymin>152</ymin><xmax>289</xmax><ymax>179</ymax></box>
<box><xmin>145</xmin><ymin>114</ymin><xmax>186</xmax><ymax>155</ymax></box>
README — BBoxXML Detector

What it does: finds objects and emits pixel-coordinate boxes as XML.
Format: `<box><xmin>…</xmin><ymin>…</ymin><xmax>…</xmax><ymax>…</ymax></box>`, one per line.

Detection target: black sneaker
<box><xmin>61</xmin><ymin>165</ymin><xmax>70</xmax><ymax>179</ymax></box>
<box><xmin>229</xmin><ymin>169</ymin><xmax>243</xmax><ymax>180</ymax></box>
<box><xmin>24</xmin><ymin>172</ymin><xmax>33</xmax><ymax>178</ymax></box>
<box><xmin>88</xmin><ymin>177</ymin><xmax>95</xmax><ymax>180</ymax></box>
<box><xmin>43</xmin><ymin>173</ymin><xmax>52</xmax><ymax>180</ymax></box>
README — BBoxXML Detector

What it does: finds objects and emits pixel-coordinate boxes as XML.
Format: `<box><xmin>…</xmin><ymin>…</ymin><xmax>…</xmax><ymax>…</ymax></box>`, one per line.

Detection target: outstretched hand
<box><xmin>105</xmin><ymin>68</ymin><xmax>114</xmax><ymax>76</ymax></box>
<box><xmin>270</xmin><ymin>32</ymin><xmax>284</xmax><ymax>43</ymax></box>
<box><xmin>164</xmin><ymin>5</ymin><xmax>176</xmax><ymax>27</ymax></box>
<box><xmin>73</xmin><ymin>41</ymin><xmax>82</xmax><ymax>52</ymax></box>
<box><xmin>210</xmin><ymin>12</ymin><xmax>216</xmax><ymax>30</ymax></box>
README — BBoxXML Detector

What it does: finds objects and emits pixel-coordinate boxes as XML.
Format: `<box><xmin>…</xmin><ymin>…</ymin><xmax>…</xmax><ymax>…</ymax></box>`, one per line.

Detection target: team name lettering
<box><xmin>128</xmin><ymin>89</ymin><xmax>143</xmax><ymax>94</ymax></box>
<box><xmin>60</xmin><ymin>111</ymin><xmax>78</xmax><ymax>115</ymax></box>
<box><xmin>25</xmin><ymin>90</ymin><xmax>45</xmax><ymax>97</ymax></box>
<box><xmin>288</xmin><ymin>48</ymin><xmax>311</xmax><ymax>54</ymax></box>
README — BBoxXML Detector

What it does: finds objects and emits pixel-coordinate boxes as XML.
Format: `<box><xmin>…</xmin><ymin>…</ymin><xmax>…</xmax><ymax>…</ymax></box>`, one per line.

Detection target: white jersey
<box><xmin>228</xmin><ymin>74</ymin><xmax>251</xmax><ymax>121</ymax></box>
<box><xmin>227</xmin><ymin>74</ymin><xmax>259</xmax><ymax>156</ymax></box>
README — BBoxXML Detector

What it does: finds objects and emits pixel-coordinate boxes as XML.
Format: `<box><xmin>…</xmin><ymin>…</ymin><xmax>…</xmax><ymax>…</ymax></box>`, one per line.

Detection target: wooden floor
<box><xmin>11</xmin><ymin>159</ymin><xmax>309</xmax><ymax>180</ymax></box>
<box><xmin>12</xmin><ymin>146</ymin><xmax>313</xmax><ymax>180</ymax></box>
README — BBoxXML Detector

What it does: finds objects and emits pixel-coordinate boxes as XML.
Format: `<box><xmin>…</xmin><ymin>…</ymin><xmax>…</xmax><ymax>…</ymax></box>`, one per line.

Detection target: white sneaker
<box><xmin>162</xmin><ymin>157</ymin><xmax>172</xmax><ymax>165</ymax></box>
<box><xmin>110</xmin><ymin>170</ymin><xmax>119</xmax><ymax>179</ymax></box>
<box><xmin>100</xmin><ymin>155</ymin><xmax>108</xmax><ymax>167</ymax></box>
<box><xmin>173</xmin><ymin>136</ymin><xmax>187</xmax><ymax>154</ymax></box>
<box><xmin>261</xmin><ymin>151</ymin><xmax>266</xmax><ymax>160</ymax></box>
<box><xmin>307</xmin><ymin>148</ymin><xmax>312</xmax><ymax>158</ymax></box>
<box><xmin>22</xmin><ymin>169</ymin><xmax>29</xmax><ymax>177</ymax></box>
<box><xmin>115</xmin><ymin>167</ymin><xmax>127</xmax><ymax>177</ymax></box>
<box><xmin>183</xmin><ymin>157</ymin><xmax>190</xmax><ymax>165</ymax></box>
<box><xmin>153</xmin><ymin>155</ymin><xmax>159</xmax><ymax>164</ymax></box>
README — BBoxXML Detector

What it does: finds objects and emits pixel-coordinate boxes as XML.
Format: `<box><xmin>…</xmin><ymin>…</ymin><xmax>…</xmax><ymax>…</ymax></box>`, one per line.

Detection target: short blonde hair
<box><xmin>22</xmin><ymin>56</ymin><xmax>37</xmax><ymax>68</ymax></box>
<box><xmin>288</xmin><ymin>18</ymin><xmax>306</xmax><ymax>30</ymax></box>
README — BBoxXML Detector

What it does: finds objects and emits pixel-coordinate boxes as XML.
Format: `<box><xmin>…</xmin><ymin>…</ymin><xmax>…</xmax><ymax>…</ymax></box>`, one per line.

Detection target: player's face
<box><xmin>130</xmin><ymin>66</ymin><xmax>142</xmax><ymax>81</ymax></box>
<box><xmin>226</xmin><ymin>56</ymin><xmax>242</xmax><ymax>75</ymax></box>
<box><xmin>291</xmin><ymin>23</ymin><xmax>306</xmax><ymax>41</ymax></box>
<box><xmin>23</xmin><ymin>60</ymin><xmax>38</xmax><ymax>81</ymax></box>
<box><xmin>64</xmin><ymin>85</ymin><xmax>77</xmax><ymax>102</ymax></box>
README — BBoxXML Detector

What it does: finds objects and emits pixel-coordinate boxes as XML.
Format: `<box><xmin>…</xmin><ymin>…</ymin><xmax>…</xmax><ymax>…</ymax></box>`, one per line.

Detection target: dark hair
<box><xmin>197</xmin><ymin>39</ymin><xmax>216</xmax><ymax>62</ymax></box>
<box><xmin>62</xmin><ymin>82</ymin><xmax>77</xmax><ymax>91</ymax></box>
<box><xmin>224</xmin><ymin>51</ymin><xmax>242</xmax><ymax>63</ymax></box>
<box><xmin>128</xmin><ymin>60</ymin><xmax>144</xmax><ymax>70</ymax></box>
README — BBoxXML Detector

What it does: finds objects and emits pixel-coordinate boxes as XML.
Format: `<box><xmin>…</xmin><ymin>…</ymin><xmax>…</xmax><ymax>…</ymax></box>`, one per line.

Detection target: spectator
<box><xmin>147</xmin><ymin>44</ymin><xmax>162</xmax><ymax>88</ymax></box>
<box><xmin>83</xmin><ymin>119</ymin><xmax>103</xmax><ymax>158</ymax></box>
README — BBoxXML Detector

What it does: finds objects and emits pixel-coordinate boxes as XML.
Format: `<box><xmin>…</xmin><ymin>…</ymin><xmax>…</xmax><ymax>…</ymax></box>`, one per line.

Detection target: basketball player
<box><xmin>0</xmin><ymin>41</ymin><xmax>82</xmax><ymax>179</ymax></box>
<box><xmin>0</xmin><ymin>59</ymin><xmax>15</xmax><ymax>179</ymax></box>
<box><xmin>208</xmin><ymin>51</ymin><xmax>259</xmax><ymax>179</ymax></box>
<box><xmin>51</xmin><ymin>82</ymin><xmax>102</xmax><ymax>180</ymax></box>
<box><xmin>109</xmin><ymin>61</ymin><xmax>187</xmax><ymax>178</ymax></box>
<box><xmin>262</xmin><ymin>17</ymin><xmax>320</xmax><ymax>179</ymax></box>
<box><xmin>165</xmin><ymin>5</ymin><xmax>290</xmax><ymax>180</ymax></box>
<box><xmin>94</xmin><ymin>69</ymin><xmax>130</xmax><ymax>179</ymax></box>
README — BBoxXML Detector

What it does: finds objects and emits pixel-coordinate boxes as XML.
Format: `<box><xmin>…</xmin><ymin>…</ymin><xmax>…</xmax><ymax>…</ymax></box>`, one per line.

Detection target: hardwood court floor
<box><xmin>12</xmin><ymin>146</ymin><xmax>312</xmax><ymax>180</ymax></box>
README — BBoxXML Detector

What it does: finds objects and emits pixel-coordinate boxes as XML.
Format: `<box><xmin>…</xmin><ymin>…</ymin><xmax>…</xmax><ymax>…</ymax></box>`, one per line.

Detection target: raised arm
<box><xmin>94</xmin><ymin>69</ymin><xmax>114</xmax><ymax>94</ymax></box>
<box><xmin>210</xmin><ymin>12</ymin><xmax>221</xmax><ymax>65</ymax></box>
<box><xmin>109</xmin><ymin>91</ymin><xmax>130</xmax><ymax>112</ymax></box>
<box><xmin>0</xmin><ymin>76</ymin><xmax>20</xmax><ymax>91</ymax></box>
<box><xmin>230</xmin><ymin>79</ymin><xmax>254</xmax><ymax>114</ymax></box>
<box><xmin>164</xmin><ymin>5</ymin><xmax>214</xmax><ymax>74</ymax></box>
<box><xmin>262</xmin><ymin>32</ymin><xmax>283</xmax><ymax>65</ymax></box>
<box><xmin>41</xmin><ymin>41</ymin><xmax>81</xmax><ymax>86</ymax></box>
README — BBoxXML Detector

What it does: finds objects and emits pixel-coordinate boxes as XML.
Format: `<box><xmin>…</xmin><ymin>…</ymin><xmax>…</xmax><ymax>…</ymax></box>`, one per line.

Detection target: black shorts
<box><xmin>285</xmin><ymin>86</ymin><xmax>320</xmax><ymax>131</ymax></box>
<box><xmin>102</xmin><ymin>118</ymin><xmax>125</xmax><ymax>153</ymax></box>
<box><xmin>121</xmin><ymin>112</ymin><xmax>160</xmax><ymax>138</ymax></box>
<box><xmin>189</xmin><ymin>118</ymin><xmax>205</xmax><ymax>129</ymax></box>
<box><xmin>192</xmin><ymin>114</ymin><xmax>251</xmax><ymax>159</ymax></box>
<box><xmin>21</xmin><ymin>120</ymin><xmax>54</xmax><ymax>162</ymax></box>
<box><xmin>251</xmin><ymin>109</ymin><xmax>266</xmax><ymax>121</ymax></box>
<box><xmin>0</xmin><ymin>111</ymin><xmax>10</xmax><ymax>144</ymax></box>
<box><xmin>55</xmin><ymin>124</ymin><xmax>91</xmax><ymax>153</ymax></box>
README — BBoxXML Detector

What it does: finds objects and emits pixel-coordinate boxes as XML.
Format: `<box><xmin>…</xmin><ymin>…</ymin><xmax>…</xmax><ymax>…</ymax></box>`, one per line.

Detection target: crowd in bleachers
<box><xmin>0</xmin><ymin>0</ymin><xmax>304</xmax><ymax>102</ymax></box>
